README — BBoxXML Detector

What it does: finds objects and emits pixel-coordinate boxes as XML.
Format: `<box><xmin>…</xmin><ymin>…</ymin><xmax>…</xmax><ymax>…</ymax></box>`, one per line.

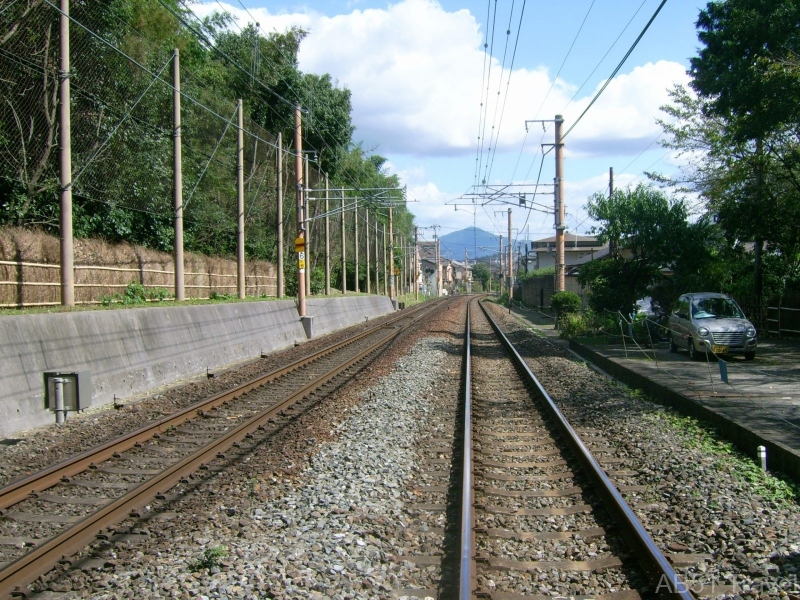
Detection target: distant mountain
<box><xmin>437</xmin><ymin>227</ymin><xmax>505</xmax><ymax>260</ymax></box>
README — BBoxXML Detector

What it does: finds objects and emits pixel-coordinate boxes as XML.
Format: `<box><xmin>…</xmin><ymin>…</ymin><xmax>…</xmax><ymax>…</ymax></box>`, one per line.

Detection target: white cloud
<box><xmin>197</xmin><ymin>2</ymin><xmax>689</xmax><ymax>162</ymax></box>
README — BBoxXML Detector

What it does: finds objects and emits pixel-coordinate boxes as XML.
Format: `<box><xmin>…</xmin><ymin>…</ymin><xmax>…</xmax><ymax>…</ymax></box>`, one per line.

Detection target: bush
<box><xmin>101</xmin><ymin>281</ymin><xmax>173</xmax><ymax>305</ymax></box>
<box><xmin>550</xmin><ymin>291</ymin><xmax>581</xmax><ymax>327</ymax></box>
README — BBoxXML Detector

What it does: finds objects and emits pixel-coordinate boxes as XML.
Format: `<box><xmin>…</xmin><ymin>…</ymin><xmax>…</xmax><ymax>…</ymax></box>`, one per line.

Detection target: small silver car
<box><xmin>668</xmin><ymin>292</ymin><xmax>757</xmax><ymax>360</ymax></box>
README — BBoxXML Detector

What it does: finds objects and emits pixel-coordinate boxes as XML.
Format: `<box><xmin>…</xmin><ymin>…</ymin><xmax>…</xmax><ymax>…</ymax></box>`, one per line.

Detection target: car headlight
<box><xmin>746</xmin><ymin>327</ymin><xmax>756</xmax><ymax>337</ymax></box>
<box><xmin>697</xmin><ymin>327</ymin><xmax>710</xmax><ymax>337</ymax></box>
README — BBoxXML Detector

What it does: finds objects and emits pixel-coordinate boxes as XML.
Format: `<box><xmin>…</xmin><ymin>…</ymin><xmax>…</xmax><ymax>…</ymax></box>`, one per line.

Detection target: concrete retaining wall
<box><xmin>0</xmin><ymin>296</ymin><xmax>394</xmax><ymax>438</ymax></box>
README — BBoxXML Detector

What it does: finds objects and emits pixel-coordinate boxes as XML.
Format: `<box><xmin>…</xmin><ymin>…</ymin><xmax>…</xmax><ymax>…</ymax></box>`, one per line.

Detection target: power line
<box><xmin>562</xmin><ymin>0</ymin><xmax>667</xmax><ymax>140</ymax></box>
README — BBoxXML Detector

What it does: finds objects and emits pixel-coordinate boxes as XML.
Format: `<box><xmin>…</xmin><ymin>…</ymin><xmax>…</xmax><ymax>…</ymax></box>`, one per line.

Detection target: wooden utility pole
<box><xmin>236</xmin><ymin>99</ymin><xmax>245</xmax><ymax>299</ymax></box>
<box><xmin>324</xmin><ymin>174</ymin><xmax>330</xmax><ymax>295</ymax></box>
<box><xmin>276</xmin><ymin>132</ymin><xmax>284</xmax><ymax>297</ymax></box>
<box><xmin>555</xmin><ymin>114</ymin><xmax>565</xmax><ymax>292</ymax></box>
<box><xmin>59</xmin><ymin>0</ymin><xmax>74</xmax><ymax>306</ymax></box>
<box><xmin>172</xmin><ymin>48</ymin><xmax>184</xmax><ymax>301</ymax></box>
<box><xmin>294</xmin><ymin>104</ymin><xmax>306</xmax><ymax>317</ymax></box>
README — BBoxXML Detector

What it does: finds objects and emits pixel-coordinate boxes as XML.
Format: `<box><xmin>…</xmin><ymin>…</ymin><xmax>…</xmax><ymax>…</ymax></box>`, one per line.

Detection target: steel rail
<box><xmin>0</xmin><ymin>300</ymin><xmax>438</xmax><ymax>513</ymax></box>
<box><xmin>478</xmin><ymin>300</ymin><xmax>695</xmax><ymax>600</ymax></box>
<box><xmin>1</xmin><ymin>300</ymin><xmax>439</xmax><ymax>598</ymax></box>
<box><xmin>459</xmin><ymin>300</ymin><xmax>475</xmax><ymax>599</ymax></box>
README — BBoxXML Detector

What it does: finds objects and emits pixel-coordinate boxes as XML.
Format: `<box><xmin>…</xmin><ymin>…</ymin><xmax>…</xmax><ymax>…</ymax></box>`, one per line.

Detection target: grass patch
<box><xmin>188</xmin><ymin>545</ymin><xmax>228</xmax><ymax>572</ymax></box>
<box><xmin>655</xmin><ymin>412</ymin><xmax>800</xmax><ymax>506</ymax></box>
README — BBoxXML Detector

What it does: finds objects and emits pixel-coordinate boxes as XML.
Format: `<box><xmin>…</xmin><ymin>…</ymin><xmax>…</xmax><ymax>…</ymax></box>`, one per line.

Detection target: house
<box><xmin>529</xmin><ymin>234</ymin><xmax>608</xmax><ymax>271</ymax></box>
<box><xmin>415</xmin><ymin>242</ymin><xmax>472</xmax><ymax>296</ymax></box>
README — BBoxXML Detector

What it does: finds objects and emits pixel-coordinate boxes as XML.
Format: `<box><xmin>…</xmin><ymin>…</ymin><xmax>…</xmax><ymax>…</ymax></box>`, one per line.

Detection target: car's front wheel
<box><xmin>688</xmin><ymin>337</ymin><xmax>699</xmax><ymax>360</ymax></box>
<box><xmin>744</xmin><ymin>351</ymin><xmax>756</xmax><ymax>361</ymax></box>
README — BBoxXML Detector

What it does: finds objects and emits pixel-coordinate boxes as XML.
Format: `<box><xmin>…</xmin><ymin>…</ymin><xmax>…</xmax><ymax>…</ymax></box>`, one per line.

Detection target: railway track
<box><xmin>456</xmin><ymin>299</ymin><xmax>693</xmax><ymax>599</ymax></box>
<box><xmin>0</xmin><ymin>299</ymin><xmax>443</xmax><ymax>598</ymax></box>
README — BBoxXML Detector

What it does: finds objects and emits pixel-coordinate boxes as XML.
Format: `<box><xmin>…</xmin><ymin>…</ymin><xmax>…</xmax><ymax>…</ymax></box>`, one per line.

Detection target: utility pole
<box><xmin>414</xmin><ymin>226</ymin><xmax>419</xmax><ymax>300</ymax></box>
<box><xmin>555</xmin><ymin>114</ymin><xmax>565</xmax><ymax>292</ymax></box>
<box><xmin>507</xmin><ymin>208</ymin><xmax>513</xmax><ymax>307</ymax></box>
<box><xmin>59</xmin><ymin>0</ymin><xmax>74</xmax><ymax>306</ymax></box>
<box><xmin>609</xmin><ymin>166</ymin><xmax>614</xmax><ymax>198</ymax></box>
<box><xmin>498</xmin><ymin>235</ymin><xmax>503</xmax><ymax>295</ymax></box>
<box><xmin>374</xmin><ymin>218</ymin><xmax>379</xmax><ymax>294</ymax></box>
<box><xmin>304</xmin><ymin>155</ymin><xmax>311</xmax><ymax>298</ymax></box>
<box><xmin>608</xmin><ymin>166</ymin><xmax>615</xmax><ymax>259</ymax></box>
<box><xmin>294</xmin><ymin>104</ymin><xmax>306</xmax><ymax>317</ymax></box>
<box><xmin>354</xmin><ymin>199</ymin><xmax>359</xmax><ymax>293</ymax></box>
<box><xmin>340</xmin><ymin>190</ymin><xmax>346</xmax><ymax>294</ymax></box>
<box><xmin>276</xmin><ymin>132</ymin><xmax>284</xmax><ymax>298</ymax></box>
<box><xmin>465</xmin><ymin>248</ymin><xmax>470</xmax><ymax>293</ymax></box>
<box><xmin>172</xmin><ymin>48</ymin><xmax>184</xmax><ymax>301</ymax></box>
<box><xmin>236</xmin><ymin>98</ymin><xmax>245</xmax><ymax>299</ymax></box>
<box><xmin>383</xmin><ymin>223</ymin><xmax>388</xmax><ymax>296</ymax></box>
<box><xmin>365</xmin><ymin>207</ymin><xmax>371</xmax><ymax>293</ymax></box>
<box><xmin>389</xmin><ymin>207</ymin><xmax>395</xmax><ymax>302</ymax></box>
<box><xmin>436</xmin><ymin>234</ymin><xmax>441</xmax><ymax>297</ymax></box>
<box><xmin>324</xmin><ymin>174</ymin><xmax>330</xmax><ymax>295</ymax></box>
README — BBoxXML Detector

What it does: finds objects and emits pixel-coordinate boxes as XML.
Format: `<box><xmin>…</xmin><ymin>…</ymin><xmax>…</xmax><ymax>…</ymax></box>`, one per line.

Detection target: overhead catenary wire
<box><xmin>562</xmin><ymin>0</ymin><xmax>667</xmax><ymax>140</ymax></box>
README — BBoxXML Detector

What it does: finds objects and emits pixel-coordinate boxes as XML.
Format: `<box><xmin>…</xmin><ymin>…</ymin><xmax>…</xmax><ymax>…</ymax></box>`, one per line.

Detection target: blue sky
<box><xmin>198</xmin><ymin>0</ymin><xmax>708</xmax><ymax>243</ymax></box>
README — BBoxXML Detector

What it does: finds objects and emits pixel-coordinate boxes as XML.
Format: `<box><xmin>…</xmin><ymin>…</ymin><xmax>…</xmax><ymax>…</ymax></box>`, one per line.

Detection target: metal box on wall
<box><xmin>43</xmin><ymin>371</ymin><xmax>91</xmax><ymax>412</ymax></box>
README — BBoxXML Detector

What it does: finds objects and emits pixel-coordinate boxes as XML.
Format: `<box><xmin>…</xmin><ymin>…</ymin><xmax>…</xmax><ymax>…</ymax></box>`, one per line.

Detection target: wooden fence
<box><xmin>0</xmin><ymin>260</ymin><xmax>277</xmax><ymax>307</ymax></box>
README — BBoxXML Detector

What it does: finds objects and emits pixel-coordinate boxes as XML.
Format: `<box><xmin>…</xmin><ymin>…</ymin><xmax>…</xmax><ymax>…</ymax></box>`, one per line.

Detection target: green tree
<box><xmin>471</xmin><ymin>262</ymin><xmax>490</xmax><ymax>290</ymax></box>
<box><xmin>579</xmin><ymin>184</ymin><xmax>709</xmax><ymax>314</ymax></box>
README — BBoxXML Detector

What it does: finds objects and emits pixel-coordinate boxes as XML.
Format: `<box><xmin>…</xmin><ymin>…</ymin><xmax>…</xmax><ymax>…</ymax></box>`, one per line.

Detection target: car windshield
<box><xmin>691</xmin><ymin>297</ymin><xmax>744</xmax><ymax>320</ymax></box>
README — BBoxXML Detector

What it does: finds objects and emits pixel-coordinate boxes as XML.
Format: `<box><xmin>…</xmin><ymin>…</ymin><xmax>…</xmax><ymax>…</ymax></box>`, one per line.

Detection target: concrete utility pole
<box><xmin>294</xmin><ymin>104</ymin><xmax>306</xmax><ymax>317</ymax></box>
<box><xmin>276</xmin><ymin>132</ymin><xmax>284</xmax><ymax>298</ymax></box>
<box><xmin>609</xmin><ymin>166</ymin><xmax>614</xmax><ymax>198</ymax></box>
<box><xmin>354</xmin><ymin>199</ymin><xmax>359</xmax><ymax>293</ymax></box>
<box><xmin>365</xmin><ymin>207</ymin><xmax>371</xmax><ymax>293</ymax></box>
<box><xmin>324</xmin><ymin>174</ymin><xmax>330</xmax><ymax>295</ymax></box>
<box><xmin>555</xmin><ymin>114</ymin><xmax>565</xmax><ymax>292</ymax></box>
<box><xmin>374</xmin><ymin>218</ymin><xmax>379</xmax><ymax>295</ymax></box>
<box><xmin>414</xmin><ymin>227</ymin><xmax>419</xmax><ymax>300</ymax></box>
<box><xmin>340</xmin><ymin>190</ymin><xmax>346</xmax><ymax>294</ymax></box>
<box><xmin>389</xmin><ymin>207</ymin><xmax>395</xmax><ymax>302</ymax></box>
<box><xmin>507</xmin><ymin>208</ymin><xmax>513</xmax><ymax>306</ymax></box>
<box><xmin>465</xmin><ymin>248</ymin><xmax>470</xmax><ymax>293</ymax></box>
<box><xmin>436</xmin><ymin>234</ymin><xmax>441</xmax><ymax>297</ymax></box>
<box><xmin>383</xmin><ymin>223</ymin><xmax>388</xmax><ymax>296</ymax></box>
<box><xmin>498</xmin><ymin>235</ymin><xmax>503</xmax><ymax>295</ymax></box>
<box><xmin>608</xmin><ymin>166</ymin><xmax>615</xmax><ymax>260</ymax></box>
<box><xmin>304</xmin><ymin>155</ymin><xmax>311</xmax><ymax>298</ymax></box>
<box><xmin>237</xmin><ymin>99</ymin><xmax>245</xmax><ymax>299</ymax></box>
<box><xmin>173</xmin><ymin>48</ymin><xmax>184</xmax><ymax>301</ymax></box>
<box><xmin>59</xmin><ymin>0</ymin><xmax>74</xmax><ymax>306</ymax></box>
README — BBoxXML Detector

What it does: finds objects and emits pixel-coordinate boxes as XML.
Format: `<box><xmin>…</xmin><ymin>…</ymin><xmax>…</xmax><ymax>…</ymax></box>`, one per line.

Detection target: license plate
<box><xmin>712</xmin><ymin>345</ymin><xmax>729</xmax><ymax>354</ymax></box>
